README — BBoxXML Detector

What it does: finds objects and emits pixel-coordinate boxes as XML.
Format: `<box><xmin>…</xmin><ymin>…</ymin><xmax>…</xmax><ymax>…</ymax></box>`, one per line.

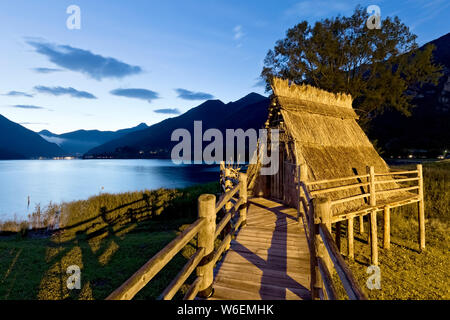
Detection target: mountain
<box><xmin>369</xmin><ymin>32</ymin><xmax>450</xmax><ymax>157</ymax></box>
<box><xmin>85</xmin><ymin>93</ymin><xmax>269</xmax><ymax>158</ymax></box>
<box><xmin>0</xmin><ymin>114</ymin><xmax>65</xmax><ymax>159</ymax></box>
<box><xmin>39</xmin><ymin>123</ymin><xmax>148</xmax><ymax>156</ymax></box>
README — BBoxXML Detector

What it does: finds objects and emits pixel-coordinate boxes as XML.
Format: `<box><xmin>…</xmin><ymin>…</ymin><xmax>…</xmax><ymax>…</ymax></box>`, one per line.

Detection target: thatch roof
<box><xmin>255</xmin><ymin>78</ymin><xmax>413</xmax><ymax>215</ymax></box>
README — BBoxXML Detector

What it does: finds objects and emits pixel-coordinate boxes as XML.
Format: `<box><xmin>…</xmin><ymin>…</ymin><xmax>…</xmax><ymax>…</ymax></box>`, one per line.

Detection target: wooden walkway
<box><xmin>210</xmin><ymin>197</ymin><xmax>311</xmax><ymax>300</ymax></box>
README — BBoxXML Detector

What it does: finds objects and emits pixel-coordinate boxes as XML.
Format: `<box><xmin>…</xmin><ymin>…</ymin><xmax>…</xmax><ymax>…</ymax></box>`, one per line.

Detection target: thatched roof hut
<box><xmin>249</xmin><ymin>78</ymin><xmax>414</xmax><ymax>216</ymax></box>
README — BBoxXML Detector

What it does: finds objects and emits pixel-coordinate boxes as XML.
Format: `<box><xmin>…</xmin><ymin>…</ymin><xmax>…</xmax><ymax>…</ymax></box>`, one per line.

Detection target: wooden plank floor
<box><xmin>210</xmin><ymin>197</ymin><xmax>311</xmax><ymax>300</ymax></box>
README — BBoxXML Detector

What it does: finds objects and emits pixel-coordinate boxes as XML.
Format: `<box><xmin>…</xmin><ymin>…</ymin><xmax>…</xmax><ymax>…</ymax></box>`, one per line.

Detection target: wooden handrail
<box><xmin>159</xmin><ymin>247</ymin><xmax>205</xmax><ymax>300</ymax></box>
<box><xmin>215</xmin><ymin>182</ymin><xmax>241</xmax><ymax>213</ymax></box>
<box><xmin>330</xmin><ymin>193</ymin><xmax>370</xmax><ymax>206</ymax></box>
<box><xmin>317</xmin><ymin>256</ymin><xmax>338</xmax><ymax>300</ymax></box>
<box><xmin>306</xmin><ymin>174</ymin><xmax>369</xmax><ymax>186</ymax></box>
<box><xmin>310</xmin><ymin>182</ymin><xmax>369</xmax><ymax>196</ymax></box>
<box><xmin>375</xmin><ymin>170</ymin><xmax>418</xmax><ymax>176</ymax></box>
<box><xmin>318</xmin><ymin>223</ymin><xmax>367</xmax><ymax>300</ymax></box>
<box><xmin>183</xmin><ymin>276</ymin><xmax>202</xmax><ymax>300</ymax></box>
<box><xmin>106</xmin><ymin>217</ymin><xmax>206</xmax><ymax>300</ymax></box>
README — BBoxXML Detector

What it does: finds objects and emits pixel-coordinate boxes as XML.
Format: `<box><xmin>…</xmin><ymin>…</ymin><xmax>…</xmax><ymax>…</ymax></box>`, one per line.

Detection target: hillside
<box><xmin>0</xmin><ymin>114</ymin><xmax>65</xmax><ymax>159</ymax></box>
<box><xmin>39</xmin><ymin>123</ymin><xmax>148</xmax><ymax>156</ymax></box>
<box><xmin>85</xmin><ymin>93</ymin><xmax>269</xmax><ymax>158</ymax></box>
<box><xmin>369</xmin><ymin>32</ymin><xmax>450</xmax><ymax>157</ymax></box>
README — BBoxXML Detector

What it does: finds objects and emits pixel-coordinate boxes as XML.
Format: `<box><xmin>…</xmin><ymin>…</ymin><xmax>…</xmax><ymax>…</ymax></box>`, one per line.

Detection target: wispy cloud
<box><xmin>175</xmin><ymin>88</ymin><xmax>214</xmax><ymax>101</ymax></box>
<box><xmin>10</xmin><ymin>105</ymin><xmax>46</xmax><ymax>110</ymax></box>
<box><xmin>32</xmin><ymin>67</ymin><xmax>63</xmax><ymax>74</ymax></box>
<box><xmin>3</xmin><ymin>91</ymin><xmax>33</xmax><ymax>98</ymax></box>
<box><xmin>40</xmin><ymin>135</ymin><xmax>66</xmax><ymax>146</ymax></box>
<box><xmin>26</xmin><ymin>39</ymin><xmax>142</xmax><ymax>80</ymax></box>
<box><xmin>110</xmin><ymin>88</ymin><xmax>159</xmax><ymax>103</ymax></box>
<box><xmin>20</xmin><ymin>122</ymin><xmax>49</xmax><ymax>125</ymax></box>
<box><xmin>233</xmin><ymin>25</ymin><xmax>244</xmax><ymax>40</ymax></box>
<box><xmin>154</xmin><ymin>108</ymin><xmax>181</xmax><ymax>115</ymax></box>
<box><xmin>34</xmin><ymin>86</ymin><xmax>97</xmax><ymax>99</ymax></box>
<box><xmin>253</xmin><ymin>78</ymin><xmax>266</xmax><ymax>88</ymax></box>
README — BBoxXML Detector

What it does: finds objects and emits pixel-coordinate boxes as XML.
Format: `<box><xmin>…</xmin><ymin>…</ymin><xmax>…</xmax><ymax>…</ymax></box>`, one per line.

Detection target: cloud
<box><xmin>40</xmin><ymin>135</ymin><xmax>66</xmax><ymax>146</ymax></box>
<box><xmin>26</xmin><ymin>40</ymin><xmax>142</xmax><ymax>80</ymax></box>
<box><xmin>10</xmin><ymin>105</ymin><xmax>46</xmax><ymax>110</ymax></box>
<box><xmin>233</xmin><ymin>25</ymin><xmax>244</xmax><ymax>40</ymax></box>
<box><xmin>20</xmin><ymin>122</ymin><xmax>49</xmax><ymax>125</ymax></box>
<box><xmin>110</xmin><ymin>88</ymin><xmax>159</xmax><ymax>103</ymax></box>
<box><xmin>32</xmin><ymin>67</ymin><xmax>63</xmax><ymax>74</ymax></box>
<box><xmin>154</xmin><ymin>108</ymin><xmax>181</xmax><ymax>115</ymax></box>
<box><xmin>3</xmin><ymin>91</ymin><xmax>33</xmax><ymax>98</ymax></box>
<box><xmin>34</xmin><ymin>86</ymin><xmax>97</xmax><ymax>99</ymax></box>
<box><xmin>175</xmin><ymin>88</ymin><xmax>214</xmax><ymax>101</ymax></box>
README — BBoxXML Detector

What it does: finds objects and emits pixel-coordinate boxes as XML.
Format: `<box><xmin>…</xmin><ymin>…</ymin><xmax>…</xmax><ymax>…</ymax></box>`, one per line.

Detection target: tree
<box><xmin>261</xmin><ymin>6</ymin><xmax>442</xmax><ymax>128</ymax></box>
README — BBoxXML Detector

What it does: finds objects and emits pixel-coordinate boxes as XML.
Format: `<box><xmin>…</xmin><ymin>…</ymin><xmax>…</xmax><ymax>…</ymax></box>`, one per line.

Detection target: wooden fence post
<box><xmin>417</xmin><ymin>164</ymin><xmax>425</xmax><ymax>251</ymax></box>
<box><xmin>335</xmin><ymin>221</ymin><xmax>341</xmax><ymax>253</ymax></box>
<box><xmin>359</xmin><ymin>215</ymin><xmax>364</xmax><ymax>234</ymax></box>
<box><xmin>312</xmin><ymin>197</ymin><xmax>333</xmax><ymax>298</ymax></box>
<box><xmin>196</xmin><ymin>194</ymin><xmax>216</xmax><ymax>298</ymax></box>
<box><xmin>347</xmin><ymin>217</ymin><xmax>354</xmax><ymax>260</ymax></box>
<box><xmin>369</xmin><ymin>210</ymin><xmax>378</xmax><ymax>265</ymax></box>
<box><xmin>300</xmin><ymin>164</ymin><xmax>308</xmax><ymax>223</ymax></box>
<box><xmin>383</xmin><ymin>206</ymin><xmax>390</xmax><ymax>250</ymax></box>
<box><xmin>367</xmin><ymin>166</ymin><xmax>376</xmax><ymax>207</ymax></box>
<box><xmin>224</xmin><ymin>167</ymin><xmax>233</xmax><ymax>212</ymax></box>
<box><xmin>239</xmin><ymin>172</ymin><xmax>248</xmax><ymax>226</ymax></box>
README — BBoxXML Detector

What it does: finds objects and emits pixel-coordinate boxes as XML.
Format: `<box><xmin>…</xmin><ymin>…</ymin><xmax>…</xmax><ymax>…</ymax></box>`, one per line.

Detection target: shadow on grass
<box><xmin>0</xmin><ymin>182</ymin><xmax>220</xmax><ymax>300</ymax></box>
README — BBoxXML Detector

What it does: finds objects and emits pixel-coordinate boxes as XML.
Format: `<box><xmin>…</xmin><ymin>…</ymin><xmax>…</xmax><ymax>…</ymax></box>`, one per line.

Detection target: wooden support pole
<box><xmin>383</xmin><ymin>206</ymin><xmax>390</xmax><ymax>250</ymax></box>
<box><xmin>300</xmin><ymin>164</ymin><xmax>309</xmax><ymax>223</ymax></box>
<box><xmin>359</xmin><ymin>215</ymin><xmax>364</xmax><ymax>234</ymax></box>
<box><xmin>347</xmin><ymin>217</ymin><xmax>354</xmax><ymax>260</ymax></box>
<box><xmin>417</xmin><ymin>164</ymin><xmax>425</xmax><ymax>251</ymax></box>
<box><xmin>367</xmin><ymin>166</ymin><xmax>376</xmax><ymax>207</ymax></box>
<box><xmin>238</xmin><ymin>172</ymin><xmax>248</xmax><ymax>226</ymax></box>
<box><xmin>196</xmin><ymin>194</ymin><xmax>216</xmax><ymax>298</ymax></box>
<box><xmin>312</xmin><ymin>197</ymin><xmax>333</xmax><ymax>296</ymax></box>
<box><xmin>369</xmin><ymin>210</ymin><xmax>378</xmax><ymax>265</ymax></box>
<box><xmin>224</xmin><ymin>167</ymin><xmax>233</xmax><ymax>212</ymax></box>
<box><xmin>335</xmin><ymin>221</ymin><xmax>341</xmax><ymax>253</ymax></box>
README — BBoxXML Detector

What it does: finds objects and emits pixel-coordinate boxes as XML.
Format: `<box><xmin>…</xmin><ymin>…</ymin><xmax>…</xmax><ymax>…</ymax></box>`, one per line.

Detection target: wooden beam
<box><xmin>318</xmin><ymin>224</ymin><xmax>367</xmax><ymax>300</ymax></box>
<box><xmin>383</xmin><ymin>206</ymin><xmax>390</xmax><ymax>250</ymax></box>
<box><xmin>417</xmin><ymin>164</ymin><xmax>425</xmax><ymax>251</ymax></box>
<box><xmin>317</xmin><ymin>257</ymin><xmax>338</xmax><ymax>300</ymax></box>
<box><xmin>106</xmin><ymin>218</ymin><xmax>205</xmax><ymax>300</ymax></box>
<box><xmin>347</xmin><ymin>218</ymin><xmax>354</xmax><ymax>260</ymax></box>
<box><xmin>159</xmin><ymin>247</ymin><xmax>205</xmax><ymax>300</ymax></box>
<box><xmin>184</xmin><ymin>277</ymin><xmax>202</xmax><ymax>300</ymax></box>
<box><xmin>370</xmin><ymin>210</ymin><xmax>378</xmax><ymax>265</ymax></box>
<box><xmin>367</xmin><ymin>166</ymin><xmax>376</xmax><ymax>207</ymax></box>
<box><xmin>196</xmin><ymin>194</ymin><xmax>216</xmax><ymax>298</ymax></box>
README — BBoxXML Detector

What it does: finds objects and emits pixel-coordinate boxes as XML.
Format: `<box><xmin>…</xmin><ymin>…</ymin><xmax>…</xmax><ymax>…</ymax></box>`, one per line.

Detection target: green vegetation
<box><xmin>0</xmin><ymin>182</ymin><xmax>220</xmax><ymax>300</ymax></box>
<box><xmin>262</xmin><ymin>6</ymin><xmax>442</xmax><ymax>129</ymax></box>
<box><xmin>333</xmin><ymin>160</ymin><xmax>449</xmax><ymax>299</ymax></box>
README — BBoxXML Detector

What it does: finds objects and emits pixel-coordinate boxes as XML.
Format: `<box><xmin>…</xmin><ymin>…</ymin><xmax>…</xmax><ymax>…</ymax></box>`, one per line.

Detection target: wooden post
<box><xmin>239</xmin><ymin>172</ymin><xmax>248</xmax><ymax>226</ymax></box>
<box><xmin>224</xmin><ymin>167</ymin><xmax>233</xmax><ymax>212</ymax></box>
<box><xmin>367</xmin><ymin>166</ymin><xmax>376</xmax><ymax>207</ymax></box>
<box><xmin>417</xmin><ymin>164</ymin><xmax>425</xmax><ymax>251</ymax></box>
<box><xmin>196</xmin><ymin>194</ymin><xmax>216</xmax><ymax>298</ymax></box>
<box><xmin>347</xmin><ymin>217</ymin><xmax>354</xmax><ymax>260</ymax></box>
<box><xmin>299</xmin><ymin>164</ymin><xmax>308</xmax><ymax>223</ymax></box>
<box><xmin>335</xmin><ymin>221</ymin><xmax>341</xmax><ymax>253</ymax></box>
<box><xmin>369</xmin><ymin>210</ymin><xmax>378</xmax><ymax>265</ymax></box>
<box><xmin>313</xmin><ymin>197</ymin><xmax>333</xmax><ymax>281</ymax></box>
<box><xmin>359</xmin><ymin>215</ymin><xmax>364</xmax><ymax>234</ymax></box>
<box><xmin>383</xmin><ymin>206</ymin><xmax>390</xmax><ymax>250</ymax></box>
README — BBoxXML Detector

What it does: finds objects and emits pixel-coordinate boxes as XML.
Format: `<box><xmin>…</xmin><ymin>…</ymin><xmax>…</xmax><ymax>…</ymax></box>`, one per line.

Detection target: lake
<box><xmin>0</xmin><ymin>159</ymin><xmax>219</xmax><ymax>221</ymax></box>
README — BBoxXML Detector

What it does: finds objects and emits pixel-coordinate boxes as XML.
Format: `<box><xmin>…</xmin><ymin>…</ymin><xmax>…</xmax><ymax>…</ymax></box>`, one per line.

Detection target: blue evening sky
<box><xmin>0</xmin><ymin>0</ymin><xmax>448</xmax><ymax>133</ymax></box>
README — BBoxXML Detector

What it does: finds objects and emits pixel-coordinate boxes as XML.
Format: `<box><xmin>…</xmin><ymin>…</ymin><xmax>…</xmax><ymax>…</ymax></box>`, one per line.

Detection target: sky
<box><xmin>0</xmin><ymin>0</ymin><xmax>449</xmax><ymax>133</ymax></box>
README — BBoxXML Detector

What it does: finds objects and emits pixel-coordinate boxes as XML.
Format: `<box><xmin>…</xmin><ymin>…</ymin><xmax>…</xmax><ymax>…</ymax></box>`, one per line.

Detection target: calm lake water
<box><xmin>0</xmin><ymin>159</ymin><xmax>219</xmax><ymax>221</ymax></box>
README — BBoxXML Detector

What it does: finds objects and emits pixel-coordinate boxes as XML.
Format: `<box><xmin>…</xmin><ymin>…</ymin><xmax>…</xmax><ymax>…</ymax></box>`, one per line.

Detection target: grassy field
<box><xmin>0</xmin><ymin>182</ymin><xmax>220</xmax><ymax>300</ymax></box>
<box><xmin>333</xmin><ymin>160</ymin><xmax>449</xmax><ymax>300</ymax></box>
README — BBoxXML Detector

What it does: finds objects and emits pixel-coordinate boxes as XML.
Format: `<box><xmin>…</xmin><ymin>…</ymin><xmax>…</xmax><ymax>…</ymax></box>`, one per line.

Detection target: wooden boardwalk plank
<box><xmin>210</xmin><ymin>197</ymin><xmax>311</xmax><ymax>300</ymax></box>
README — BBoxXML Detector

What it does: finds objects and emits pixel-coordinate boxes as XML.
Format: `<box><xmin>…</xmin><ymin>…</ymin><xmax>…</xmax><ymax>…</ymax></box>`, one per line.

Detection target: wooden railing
<box><xmin>106</xmin><ymin>167</ymin><xmax>247</xmax><ymax>300</ymax></box>
<box><xmin>298</xmin><ymin>164</ymin><xmax>425</xmax><ymax>300</ymax></box>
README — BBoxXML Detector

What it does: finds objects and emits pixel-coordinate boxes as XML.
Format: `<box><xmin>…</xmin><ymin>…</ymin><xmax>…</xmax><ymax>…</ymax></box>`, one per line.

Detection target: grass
<box><xmin>0</xmin><ymin>182</ymin><xmax>220</xmax><ymax>300</ymax></box>
<box><xmin>332</xmin><ymin>160</ymin><xmax>450</xmax><ymax>300</ymax></box>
